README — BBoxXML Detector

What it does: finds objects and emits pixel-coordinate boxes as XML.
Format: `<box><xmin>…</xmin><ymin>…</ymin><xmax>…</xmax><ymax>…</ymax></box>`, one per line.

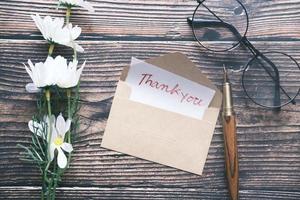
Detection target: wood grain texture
<box><xmin>0</xmin><ymin>0</ymin><xmax>300</xmax><ymax>41</ymax></box>
<box><xmin>223</xmin><ymin>115</ymin><xmax>239</xmax><ymax>200</ymax></box>
<box><xmin>1</xmin><ymin>0</ymin><xmax>300</xmax><ymax>199</ymax></box>
<box><xmin>1</xmin><ymin>187</ymin><xmax>300</xmax><ymax>200</ymax></box>
<box><xmin>0</xmin><ymin>40</ymin><xmax>300</xmax><ymax>199</ymax></box>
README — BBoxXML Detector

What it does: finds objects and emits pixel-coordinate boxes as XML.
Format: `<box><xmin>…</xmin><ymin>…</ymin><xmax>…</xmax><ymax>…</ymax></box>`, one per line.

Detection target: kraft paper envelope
<box><xmin>101</xmin><ymin>52</ymin><xmax>222</xmax><ymax>175</ymax></box>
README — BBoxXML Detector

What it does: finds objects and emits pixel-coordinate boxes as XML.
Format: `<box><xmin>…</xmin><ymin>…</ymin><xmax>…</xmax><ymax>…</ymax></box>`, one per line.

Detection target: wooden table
<box><xmin>1</xmin><ymin>0</ymin><xmax>300</xmax><ymax>199</ymax></box>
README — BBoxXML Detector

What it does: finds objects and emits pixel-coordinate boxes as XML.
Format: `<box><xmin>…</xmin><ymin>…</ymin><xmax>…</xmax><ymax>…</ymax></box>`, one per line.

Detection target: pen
<box><xmin>222</xmin><ymin>66</ymin><xmax>239</xmax><ymax>200</ymax></box>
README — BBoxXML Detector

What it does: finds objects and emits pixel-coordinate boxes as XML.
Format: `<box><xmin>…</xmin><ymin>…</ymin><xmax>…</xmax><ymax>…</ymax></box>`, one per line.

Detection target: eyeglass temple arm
<box><xmin>252</xmin><ymin>53</ymin><xmax>282</xmax><ymax>108</ymax></box>
<box><xmin>187</xmin><ymin>18</ymin><xmax>295</xmax><ymax>107</ymax></box>
<box><xmin>187</xmin><ymin>18</ymin><xmax>242</xmax><ymax>40</ymax></box>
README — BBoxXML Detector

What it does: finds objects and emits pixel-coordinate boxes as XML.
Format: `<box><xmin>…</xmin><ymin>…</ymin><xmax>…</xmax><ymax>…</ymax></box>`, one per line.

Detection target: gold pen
<box><xmin>222</xmin><ymin>66</ymin><xmax>239</xmax><ymax>200</ymax></box>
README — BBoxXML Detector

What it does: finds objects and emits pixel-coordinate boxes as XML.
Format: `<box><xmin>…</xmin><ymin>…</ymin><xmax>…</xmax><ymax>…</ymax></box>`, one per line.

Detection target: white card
<box><xmin>125</xmin><ymin>57</ymin><xmax>216</xmax><ymax>119</ymax></box>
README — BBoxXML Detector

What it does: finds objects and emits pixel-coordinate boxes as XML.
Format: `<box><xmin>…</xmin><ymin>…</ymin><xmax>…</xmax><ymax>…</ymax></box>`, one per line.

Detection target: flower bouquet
<box><xmin>18</xmin><ymin>0</ymin><xmax>94</xmax><ymax>199</ymax></box>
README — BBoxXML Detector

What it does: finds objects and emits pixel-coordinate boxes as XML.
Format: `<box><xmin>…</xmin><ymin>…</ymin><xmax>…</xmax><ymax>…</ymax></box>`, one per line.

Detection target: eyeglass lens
<box><xmin>243</xmin><ymin>52</ymin><xmax>300</xmax><ymax>108</ymax></box>
<box><xmin>192</xmin><ymin>0</ymin><xmax>248</xmax><ymax>52</ymax></box>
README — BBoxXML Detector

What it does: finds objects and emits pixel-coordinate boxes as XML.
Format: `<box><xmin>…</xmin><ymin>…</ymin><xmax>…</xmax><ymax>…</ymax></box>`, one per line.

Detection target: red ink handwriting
<box><xmin>138</xmin><ymin>73</ymin><xmax>204</xmax><ymax>106</ymax></box>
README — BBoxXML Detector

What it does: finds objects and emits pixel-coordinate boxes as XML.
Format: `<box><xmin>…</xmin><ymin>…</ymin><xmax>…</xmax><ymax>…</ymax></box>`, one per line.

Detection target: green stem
<box><xmin>73</xmin><ymin>48</ymin><xmax>77</xmax><ymax>61</ymax></box>
<box><xmin>51</xmin><ymin>160</ymin><xmax>58</xmax><ymax>200</ymax></box>
<box><xmin>66</xmin><ymin>7</ymin><xmax>71</xmax><ymax>24</ymax></box>
<box><xmin>43</xmin><ymin>89</ymin><xmax>52</xmax><ymax>189</ymax></box>
<box><xmin>65</xmin><ymin>6</ymin><xmax>77</xmax><ymax>62</ymax></box>
<box><xmin>48</xmin><ymin>44</ymin><xmax>55</xmax><ymax>56</ymax></box>
<box><xmin>43</xmin><ymin>161</ymin><xmax>51</xmax><ymax>198</ymax></box>
<box><xmin>48</xmin><ymin>177</ymin><xmax>54</xmax><ymax>200</ymax></box>
<box><xmin>67</xmin><ymin>89</ymin><xmax>71</xmax><ymax>119</ymax></box>
<box><xmin>66</xmin><ymin>89</ymin><xmax>72</xmax><ymax>167</ymax></box>
<box><xmin>45</xmin><ymin>89</ymin><xmax>52</xmax><ymax>151</ymax></box>
<box><xmin>41</xmin><ymin>89</ymin><xmax>53</xmax><ymax>199</ymax></box>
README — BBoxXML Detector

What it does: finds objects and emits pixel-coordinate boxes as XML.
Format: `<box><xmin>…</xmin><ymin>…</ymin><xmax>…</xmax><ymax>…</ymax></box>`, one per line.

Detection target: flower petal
<box><xmin>74</xmin><ymin>43</ymin><xmax>84</xmax><ymax>52</ymax></box>
<box><xmin>45</xmin><ymin>114</ymin><xmax>56</xmax><ymax>127</ymax></box>
<box><xmin>24</xmin><ymin>63</ymin><xmax>34</xmax><ymax>84</ymax></box>
<box><xmin>71</xmin><ymin>25</ymin><xmax>81</xmax><ymax>40</ymax></box>
<box><xmin>50</xmin><ymin>143</ymin><xmax>56</xmax><ymax>162</ymax></box>
<box><xmin>64</xmin><ymin>42</ymin><xmax>84</xmax><ymax>52</ymax></box>
<box><xmin>28</xmin><ymin>120</ymin><xmax>35</xmax><ymax>133</ymax></box>
<box><xmin>50</xmin><ymin>115</ymin><xmax>56</xmax><ymax>125</ymax></box>
<box><xmin>31</xmin><ymin>14</ymin><xmax>48</xmax><ymax>40</ymax></box>
<box><xmin>56</xmin><ymin>113</ymin><xmax>66</xmax><ymax>136</ymax></box>
<box><xmin>28</xmin><ymin>120</ymin><xmax>43</xmax><ymax>137</ymax></box>
<box><xmin>57</xmin><ymin>147</ymin><xmax>67</xmax><ymax>168</ymax></box>
<box><xmin>61</xmin><ymin>142</ymin><xmax>73</xmax><ymax>153</ymax></box>
<box><xmin>64</xmin><ymin>119</ymin><xmax>72</xmax><ymax>134</ymax></box>
<box><xmin>50</xmin><ymin>124</ymin><xmax>58</xmax><ymax>143</ymax></box>
<box><xmin>25</xmin><ymin>83</ymin><xmax>41</xmax><ymax>93</ymax></box>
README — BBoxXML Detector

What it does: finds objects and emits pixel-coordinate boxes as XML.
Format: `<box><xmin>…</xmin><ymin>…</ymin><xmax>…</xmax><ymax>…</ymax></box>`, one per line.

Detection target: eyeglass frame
<box><xmin>187</xmin><ymin>0</ymin><xmax>300</xmax><ymax>109</ymax></box>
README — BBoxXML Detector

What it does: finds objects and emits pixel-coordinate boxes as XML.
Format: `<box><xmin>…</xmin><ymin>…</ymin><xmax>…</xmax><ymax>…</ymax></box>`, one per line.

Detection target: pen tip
<box><xmin>223</xmin><ymin>64</ymin><xmax>227</xmax><ymax>72</ymax></box>
<box><xmin>223</xmin><ymin>64</ymin><xmax>228</xmax><ymax>83</ymax></box>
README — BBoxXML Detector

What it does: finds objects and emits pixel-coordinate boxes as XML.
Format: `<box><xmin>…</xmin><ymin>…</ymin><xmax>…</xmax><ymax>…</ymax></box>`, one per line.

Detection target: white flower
<box><xmin>28</xmin><ymin>119</ymin><xmax>46</xmax><ymax>139</ymax></box>
<box><xmin>50</xmin><ymin>114</ymin><xmax>73</xmax><ymax>169</ymax></box>
<box><xmin>28</xmin><ymin>114</ymin><xmax>73</xmax><ymax>168</ymax></box>
<box><xmin>24</xmin><ymin>56</ymin><xmax>85</xmax><ymax>89</ymax></box>
<box><xmin>24</xmin><ymin>56</ymin><xmax>57</xmax><ymax>88</ymax></box>
<box><xmin>64</xmin><ymin>23</ymin><xmax>84</xmax><ymax>52</ymax></box>
<box><xmin>31</xmin><ymin>14</ymin><xmax>84</xmax><ymax>52</ymax></box>
<box><xmin>59</xmin><ymin>0</ymin><xmax>95</xmax><ymax>12</ymax></box>
<box><xmin>56</xmin><ymin>58</ymin><xmax>86</xmax><ymax>88</ymax></box>
<box><xmin>28</xmin><ymin>115</ymin><xmax>55</xmax><ymax>140</ymax></box>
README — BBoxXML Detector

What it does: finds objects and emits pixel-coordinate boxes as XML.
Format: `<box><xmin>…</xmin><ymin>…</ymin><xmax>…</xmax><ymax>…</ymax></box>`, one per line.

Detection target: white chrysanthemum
<box><xmin>56</xmin><ymin>59</ymin><xmax>86</xmax><ymax>88</ymax></box>
<box><xmin>59</xmin><ymin>0</ymin><xmax>95</xmax><ymax>12</ymax></box>
<box><xmin>31</xmin><ymin>14</ymin><xmax>84</xmax><ymax>52</ymax></box>
<box><xmin>24</xmin><ymin>56</ymin><xmax>85</xmax><ymax>90</ymax></box>
<box><xmin>24</xmin><ymin>56</ymin><xmax>58</xmax><ymax>88</ymax></box>
<box><xmin>49</xmin><ymin>114</ymin><xmax>73</xmax><ymax>169</ymax></box>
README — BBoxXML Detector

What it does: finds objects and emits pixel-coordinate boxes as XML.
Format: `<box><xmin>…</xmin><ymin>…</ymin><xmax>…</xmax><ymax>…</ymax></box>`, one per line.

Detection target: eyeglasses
<box><xmin>187</xmin><ymin>0</ymin><xmax>300</xmax><ymax>109</ymax></box>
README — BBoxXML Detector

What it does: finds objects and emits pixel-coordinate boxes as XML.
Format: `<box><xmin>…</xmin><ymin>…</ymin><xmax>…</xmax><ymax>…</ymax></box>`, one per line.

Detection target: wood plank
<box><xmin>0</xmin><ymin>40</ymin><xmax>300</xmax><ymax>198</ymax></box>
<box><xmin>1</xmin><ymin>187</ymin><xmax>300</xmax><ymax>199</ymax></box>
<box><xmin>1</xmin><ymin>39</ymin><xmax>300</xmax><ymax>111</ymax></box>
<box><xmin>0</xmin><ymin>0</ymin><xmax>300</xmax><ymax>41</ymax></box>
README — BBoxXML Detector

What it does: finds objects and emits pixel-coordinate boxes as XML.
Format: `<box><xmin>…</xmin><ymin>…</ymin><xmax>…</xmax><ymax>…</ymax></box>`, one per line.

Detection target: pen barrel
<box><xmin>222</xmin><ymin>115</ymin><xmax>239</xmax><ymax>200</ymax></box>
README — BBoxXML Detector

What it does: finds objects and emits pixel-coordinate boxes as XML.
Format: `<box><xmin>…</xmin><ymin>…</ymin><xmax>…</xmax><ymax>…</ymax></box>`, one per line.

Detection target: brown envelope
<box><xmin>101</xmin><ymin>52</ymin><xmax>222</xmax><ymax>175</ymax></box>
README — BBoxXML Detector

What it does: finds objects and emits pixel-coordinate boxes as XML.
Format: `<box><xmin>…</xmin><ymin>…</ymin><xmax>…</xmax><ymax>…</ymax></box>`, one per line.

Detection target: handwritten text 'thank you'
<box><xmin>138</xmin><ymin>73</ymin><xmax>204</xmax><ymax>107</ymax></box>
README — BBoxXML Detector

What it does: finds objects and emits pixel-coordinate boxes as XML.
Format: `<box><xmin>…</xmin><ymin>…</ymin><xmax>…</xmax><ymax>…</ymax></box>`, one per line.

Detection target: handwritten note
<box><xmin>125</xmin><ymin>57</ymin><xmax>216</xmax><ymax>119</ymax></box>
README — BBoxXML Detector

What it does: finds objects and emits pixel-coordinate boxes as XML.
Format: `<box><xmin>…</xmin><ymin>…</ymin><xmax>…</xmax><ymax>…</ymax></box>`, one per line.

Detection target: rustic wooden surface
<box><xmin>1</xmin><ymin>0</ymin><xmax>300</xmax><ymax>199</ymax></box>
